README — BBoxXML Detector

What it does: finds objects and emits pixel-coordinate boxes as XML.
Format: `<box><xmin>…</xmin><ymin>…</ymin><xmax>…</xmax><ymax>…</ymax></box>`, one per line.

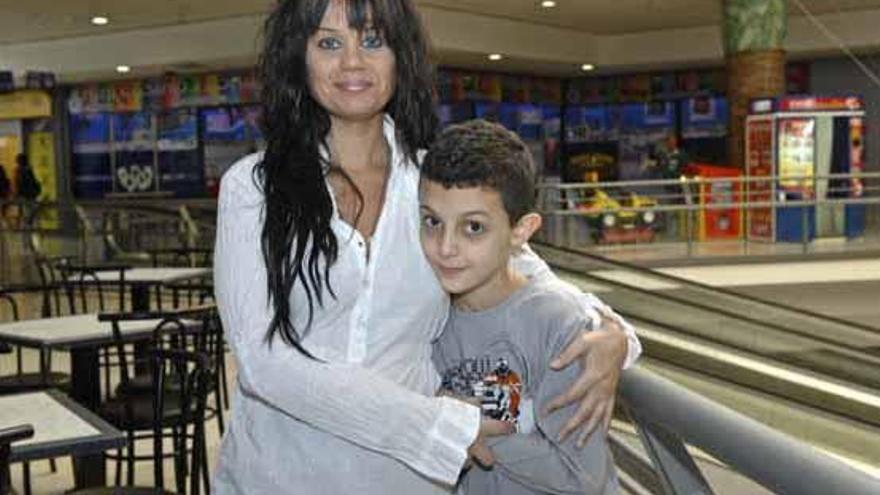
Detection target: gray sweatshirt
<box><xmin>433</xmin><ymin>278</ymin><xmax>619</xmax><ymax>495</ymax></box>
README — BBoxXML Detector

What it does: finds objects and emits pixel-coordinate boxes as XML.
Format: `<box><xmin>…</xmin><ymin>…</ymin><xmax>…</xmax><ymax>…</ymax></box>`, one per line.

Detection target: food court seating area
<box><xmin>1</xmin><ymin>204</ymin><xmax>229</xmax><ymax>494</ymax></box>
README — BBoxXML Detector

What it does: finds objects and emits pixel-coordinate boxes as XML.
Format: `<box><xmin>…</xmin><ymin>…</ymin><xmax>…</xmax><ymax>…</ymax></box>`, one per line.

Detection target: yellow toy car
<box><xmin>577</xmin><ymin>189</ymin><xmax>658</xmax><ymax>230</ymax></box>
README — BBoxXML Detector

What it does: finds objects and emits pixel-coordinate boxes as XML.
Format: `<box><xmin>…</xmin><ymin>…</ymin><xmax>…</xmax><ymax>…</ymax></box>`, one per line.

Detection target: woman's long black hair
<box><xmin>256</xmin><ymin>0</ymin><xmax>438</xmax><ymax>355</ymax></box>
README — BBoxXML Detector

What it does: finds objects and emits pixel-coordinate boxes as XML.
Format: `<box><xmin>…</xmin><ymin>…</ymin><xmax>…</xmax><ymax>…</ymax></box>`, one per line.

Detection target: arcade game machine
<box><xmin>472</xmin><ymin>100</ymin><xmax>561</xmax><ymax>178</ymax></box>
<box><xmin>745</xmin><ymin>95</ymin><xmax>866</xmax><ymax>242</ymax></box>
<box><xmin>563</xmin><ymin>104</ymin><xmax>619</xmax><ymax>183</ymax></box>
<box><xmin>617</xmin><ymin>101</ymin><xmax>677</xmax><ymax>182</ymax></box>
<box><xmin>679</xmin><ymin>96</ymin><xmax>743</xmax><ymax>241</ymax></box>
<box><xmin>680</xmin><ymin>95</ymin><xmax>729</xmax><ymax>165</ymax></box>
<box><xmin>562</xmin><ymin>104</ymin><xmax>660</xmax><ymax>243</ymax></box>
<box><xmin>689</xmin><ymin>162</ymin><xmax>743</xmax><ymax>241</ymax></box>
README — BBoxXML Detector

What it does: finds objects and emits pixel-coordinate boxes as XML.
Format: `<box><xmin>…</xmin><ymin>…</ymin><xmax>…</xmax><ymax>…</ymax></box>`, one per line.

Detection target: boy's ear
<box><xmin>511</xmin><ymin>213</ymin><xmax>542</xmax><ymax>249</ymax></box>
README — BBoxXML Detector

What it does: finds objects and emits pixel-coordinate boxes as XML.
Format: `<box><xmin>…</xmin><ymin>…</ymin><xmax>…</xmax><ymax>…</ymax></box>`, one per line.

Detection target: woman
<box><xmin>213</xmin><ymin>0</ymin><xmax>640</xmax><ymax>493</ymax></box>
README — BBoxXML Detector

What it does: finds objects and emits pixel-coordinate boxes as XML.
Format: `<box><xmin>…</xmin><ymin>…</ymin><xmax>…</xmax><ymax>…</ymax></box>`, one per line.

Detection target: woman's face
<box><xmin>306</xmin><ymin>0</ymin><xmax>396</xmax><ymax>123</ymax></box>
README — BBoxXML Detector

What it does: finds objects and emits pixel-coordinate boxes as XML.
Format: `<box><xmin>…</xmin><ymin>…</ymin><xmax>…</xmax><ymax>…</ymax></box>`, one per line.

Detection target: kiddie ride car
<box><xmin>576</xmin><ymin>189</ymin><xmax>658</xmax><ymax>243</ymax></box>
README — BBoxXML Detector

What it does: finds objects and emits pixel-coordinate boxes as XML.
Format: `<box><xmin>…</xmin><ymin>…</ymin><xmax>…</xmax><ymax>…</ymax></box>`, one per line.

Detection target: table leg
<box><xmin>130</xmin><ymin>285</ymin><xmax>150</xmax><ymax>312</ymax></box>
<box><xmin>69</xmin><ymin>347</ymin><xmax>107</xmax><ymax>488</ymax></box>
<box><xmin>72</xmin><ymin>453</ymin><xmax>106</xmax><ymax>489</ymax></box>
<box><xmin>130</xmin><ymin>284</ymin><xmax>152</xmax><ymax>375</ymax></box>
<box><xmin>70</xmin><ymin>348</ymin><xmax>100</xmax><ymax>411</ymax></box>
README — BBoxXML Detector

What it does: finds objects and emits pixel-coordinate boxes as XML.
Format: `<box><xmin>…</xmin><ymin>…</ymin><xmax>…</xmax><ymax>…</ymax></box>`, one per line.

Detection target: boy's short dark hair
<box><xmin>421</xmin><ymin>119</ymin><xmax>536</xmax><ymax>223</ymax></box>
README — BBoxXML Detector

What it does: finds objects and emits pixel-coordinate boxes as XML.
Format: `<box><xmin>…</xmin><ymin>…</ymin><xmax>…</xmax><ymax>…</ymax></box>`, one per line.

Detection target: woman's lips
<box><xmin>336</xmin><ymin>80</ymin><xmax>373</xmax><ymax>92</ymax></box>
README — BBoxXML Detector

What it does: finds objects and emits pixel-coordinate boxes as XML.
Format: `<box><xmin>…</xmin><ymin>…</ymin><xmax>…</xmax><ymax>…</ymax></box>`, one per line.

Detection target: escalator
<box><xmin>532</xmin><ymin>243</ymin><xmax>880</xmax><ymax>476</ymax></box>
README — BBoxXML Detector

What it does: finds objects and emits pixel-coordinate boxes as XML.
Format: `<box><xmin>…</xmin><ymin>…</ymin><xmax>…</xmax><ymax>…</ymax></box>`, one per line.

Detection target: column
<box><xmin>723</xmin><ymin>0</ymin><xmax>787</xmax><ymax>168</ymax></box>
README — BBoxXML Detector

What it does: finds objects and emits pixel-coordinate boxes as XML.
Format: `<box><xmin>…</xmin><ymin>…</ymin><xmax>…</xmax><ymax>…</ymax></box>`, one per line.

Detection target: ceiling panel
<box><xmin>417</xmin><ymin>0</ymin><xmax>880</xmax><ymax>34</ymax></box>
<box><xmin>3</xmin><ymin>0</ymin><xmax>880</xmax><ymax>46</ymax></box>
<box><xmin>0</xmin><ymin>0</ymin><xmax>273</xmax><ymax>45</ymax></box>
<box><xmin>417</xmin><ymin>0</ymin><xmax>721</xmax><ymax>34</ymax></box>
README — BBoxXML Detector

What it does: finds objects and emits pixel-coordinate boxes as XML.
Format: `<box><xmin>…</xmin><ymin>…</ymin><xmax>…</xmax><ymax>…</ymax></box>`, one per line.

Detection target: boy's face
<box><xmin>419</xmin><ymin>179</ymin><xmax>531</xmax><ymax>301</ymax></box>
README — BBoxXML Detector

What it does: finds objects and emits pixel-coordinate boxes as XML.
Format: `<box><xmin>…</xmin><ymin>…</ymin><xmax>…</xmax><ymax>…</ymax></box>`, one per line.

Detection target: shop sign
<box><xmin>778</xmin><ymin>96</ymin><xmax>863</xmax><ymax>112</ymax></box>
<box><xmin>0</xmin><ymin>90</ymin><xmax>52</xmax><ymax>119</ymax></box>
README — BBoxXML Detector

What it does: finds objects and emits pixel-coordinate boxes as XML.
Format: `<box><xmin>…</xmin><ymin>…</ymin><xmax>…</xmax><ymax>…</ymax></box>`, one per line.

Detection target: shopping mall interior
<box><xmin>1</xmin><ymin>1</ymin><xmax>880</xmax><ymax>494</ymax></box>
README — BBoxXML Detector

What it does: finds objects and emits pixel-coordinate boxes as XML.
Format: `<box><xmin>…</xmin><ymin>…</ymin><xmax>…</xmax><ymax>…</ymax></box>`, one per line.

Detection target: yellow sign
<box><xmin>0</xmin><ymin>90</ymin><xmax>53</xmax><ymax>119</ymax></box>
<box><xmin>0</xmin><ymin>134</ymin><xmax>21</xmax><ymax>226</ymax></box>
<box><xmin>0</xmin><ymin>135</ymin><xmax>21</xmax><ymax>193</ymax></box>
<box><xmin>28</xmin><ymin>132</ymin><xmax>59</xmax><ymax>228</ymax></box>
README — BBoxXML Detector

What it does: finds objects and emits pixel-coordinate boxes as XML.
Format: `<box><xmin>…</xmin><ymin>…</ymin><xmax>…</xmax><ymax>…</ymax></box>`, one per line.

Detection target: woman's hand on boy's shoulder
<box><xmin>544</xmin><ymin>308</ymin><xmax>627</xmax><ymax>446</ymax></box>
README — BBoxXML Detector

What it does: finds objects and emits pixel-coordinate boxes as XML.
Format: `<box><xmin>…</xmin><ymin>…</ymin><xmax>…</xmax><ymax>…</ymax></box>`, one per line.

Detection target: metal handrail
<box><xmin>544</xmin><ymin>195</ymin><xmax>880</xmax><ymax>215</ymax></box>
<box><xmin>539</xmin><ymin>171</ymin><xmax>880</xmax><ymax>190</ymax></box>
<box><xmin>619</xmin><ymin>366</ymin><xmax>880</xmax><ymax>494</ymax></box>
<box><xmin>537</xmin><ymin>171</ymin><xmax>880</xmax><ymax>217</ymax></box>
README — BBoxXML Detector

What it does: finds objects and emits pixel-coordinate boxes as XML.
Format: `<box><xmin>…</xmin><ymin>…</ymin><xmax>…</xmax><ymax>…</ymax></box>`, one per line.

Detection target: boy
<box><xmin>420</xmin><ymin>119</ymin><xmax>618</xmax><ymax>495</ymax></box>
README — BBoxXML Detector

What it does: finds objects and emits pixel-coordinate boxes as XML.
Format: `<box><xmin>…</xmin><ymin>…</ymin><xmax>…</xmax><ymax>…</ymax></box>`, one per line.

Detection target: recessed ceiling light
<box><xmin>488</xmin><ymin>53</ymin><xmax>503</xmax><ymax>61</ymax></box>
<box><xmin>91</xmin><ymin>16</ymin><xmax>109</xmax><ymax>26</ymax></box>
<box><xmin>116</xmin><ymin>65</ymin><xmax>131</xmax><ymax>74</ymax></box>
<box><xmin>581</xmin><ymin>63</ymin><xmax>596</xmax><ymax>72</ymax></box>
<box><xmin>541</xmin><ymin>1</ymin><xmax>557</xmax><ymax>8</ymax></box>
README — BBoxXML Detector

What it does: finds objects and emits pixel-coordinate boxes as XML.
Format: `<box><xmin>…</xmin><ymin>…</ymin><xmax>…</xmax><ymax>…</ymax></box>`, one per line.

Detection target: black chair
<box><xmin>104</xmin><ymin>303</ymin><xmax>225</xmax><ymax>431</ymax></box>
<box><xmin>96</xmin><ymin>306</ymin><xmax>216</xmax><ymax>490</ymax></box>
<box><xmin>0</xmin><ymin>286</ymin><xmax>71</xmax><ymax>394</ymax></box>
<box><xmin>72</xmin><ymin>347</ymin><xmax>211</xmax><ymax>494</ymax></box>
<box><xmin>0</xmin><ymin>424</ymin><xmax>34</xmax><ymax>495</ymax></box>
<box><xmin>148</xmin><ymin>248</ymin><xmax>212</xmax><ymax>311</ymax></box>
<box><xmin>53</xmin><ymin>259</ymin><xmax>129</xmax><ymax>316</ymax></box>
<box><xmin>148</xmin><ymin>248</ymin><xmax>213</xmax><ymax>269</ymax></box>
<box><xmin>33</xmin><ymin>255</ymin><xmax>68</xmax><ymax>318</ymax></box>
<box><xmin>0</xmin><ymin>287</ymin><xmax>67</xmax><ymax>495</ymax></box>
<box><xmin>54</xmin><ymin>259</ymin><xmax>131</xmax><ymax>402</ymax></box>
<box><xmin>164</xmin><ymin>283</ymin><xmax>228</xmax><ymax>414</ymax></box>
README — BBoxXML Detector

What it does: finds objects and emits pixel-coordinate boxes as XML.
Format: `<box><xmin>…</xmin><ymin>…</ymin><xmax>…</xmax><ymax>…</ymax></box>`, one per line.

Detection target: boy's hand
<box><xmin>440</xmin><ymin>393</ymin><xmax>515</xmax><ymax>468</ymax></box>
<box><xmin>545</xmin><ymin>308</ymin><xmax>627</xmax><ymax>447</ymax></box>
<box><xmin>468</xmin><ymin>417</ymin><xmax>515</xmax><ymax>469</ymax></box>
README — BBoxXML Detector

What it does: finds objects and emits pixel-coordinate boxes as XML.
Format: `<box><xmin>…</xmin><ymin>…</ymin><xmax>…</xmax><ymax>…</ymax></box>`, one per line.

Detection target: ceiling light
<box><xmin>581</xmin><ymin>63</ymin><xmax>596</xmax><ymax>72</ymax></box>
<box><xmin>91</xmin><ymin>16</ymin><xmax>109</xmax><ymax>25</ymax></box>
<box><xmin>541</xmin><ymin>1</ymin><xmax>557</xmax><ymax>7</ymax></box>
<box><xmin>488</xmin><ymin>53</ymin><xmax>503</xmax><ymax>61</ymax></box>
<box><xmin>116</xmin><ymin>65</ymin><xmax>131</xmax><ymax>74</ymax></box>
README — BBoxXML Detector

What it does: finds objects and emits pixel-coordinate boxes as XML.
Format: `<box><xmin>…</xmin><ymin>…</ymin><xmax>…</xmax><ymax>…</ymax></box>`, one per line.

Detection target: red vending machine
<box><xmin>690</xmin><ymin>163</ymin><xmax>743</xmax><ymax>241</ymax></box>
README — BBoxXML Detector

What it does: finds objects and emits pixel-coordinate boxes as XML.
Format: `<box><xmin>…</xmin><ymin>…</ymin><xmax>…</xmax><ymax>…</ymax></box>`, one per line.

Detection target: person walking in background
<box><xmin>14</xmin><ymin>153</ymin><xmax>41</xmax><ymax>227</ymax></box>
<box><xmin>0</xmin><ymin>163</ymin><xmax>11</xmax><ymax>221</ymax></box>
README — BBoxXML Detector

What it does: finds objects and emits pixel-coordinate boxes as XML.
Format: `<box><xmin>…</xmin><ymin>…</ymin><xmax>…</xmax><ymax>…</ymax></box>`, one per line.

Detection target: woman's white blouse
<box><xmin>212</xmin><ymin>117</ymin><xmax>641</xmax><ymax>494</ymax></box>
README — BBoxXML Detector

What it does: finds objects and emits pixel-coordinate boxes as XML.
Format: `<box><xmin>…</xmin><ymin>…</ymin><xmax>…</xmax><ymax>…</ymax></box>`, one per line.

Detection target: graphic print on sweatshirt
<box><xmin>438</xmin><ymin>356</ymin><xmax>534</xmax><ymax>432</ymax></box>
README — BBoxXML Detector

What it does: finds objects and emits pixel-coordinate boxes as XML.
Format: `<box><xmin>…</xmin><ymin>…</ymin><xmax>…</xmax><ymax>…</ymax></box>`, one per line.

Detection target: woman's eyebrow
<box><xmin>314</xmin><ymin>25</ymin><xmax>377</xmax><ymax>34</ymax></box>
